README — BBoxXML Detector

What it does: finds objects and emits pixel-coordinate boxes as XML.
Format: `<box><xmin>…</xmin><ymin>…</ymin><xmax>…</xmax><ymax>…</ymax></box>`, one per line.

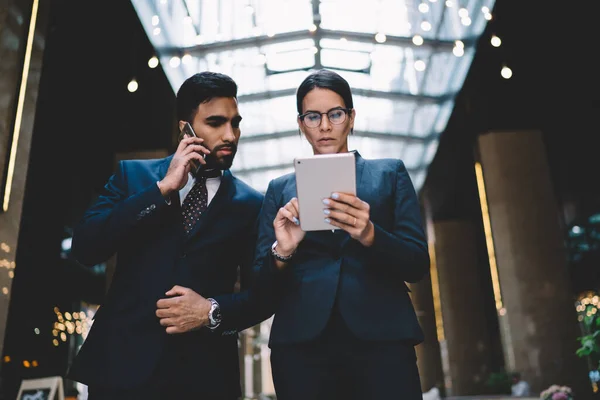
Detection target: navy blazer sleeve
<box><xmin>367</xmin><ymin>160</ymin><xmax>429</xmax><ymax>283</ymax></box>
<box><xmin>71</xmin><ymin>161</ymin><xmax>168</xmax><ymax>266</ymax></box>
<box><xmin>214</xmin><ymin>180</ymin><xmax>288</xmax><ymax>332</ymax></box>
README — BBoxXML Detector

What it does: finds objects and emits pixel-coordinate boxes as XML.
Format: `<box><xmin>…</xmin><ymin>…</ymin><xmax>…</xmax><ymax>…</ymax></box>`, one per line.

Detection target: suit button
<box><xmin>180</xmin><ymin>253</ymin><xmax>186</xmax><ymax>259</ymax></box>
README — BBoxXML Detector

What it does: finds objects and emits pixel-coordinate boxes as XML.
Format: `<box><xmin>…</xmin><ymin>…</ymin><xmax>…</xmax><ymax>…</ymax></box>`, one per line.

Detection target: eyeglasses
<box><xmin>299</xmin><ymin>107</ymin><xmax>352</xmax><ymax>128</ymax></box>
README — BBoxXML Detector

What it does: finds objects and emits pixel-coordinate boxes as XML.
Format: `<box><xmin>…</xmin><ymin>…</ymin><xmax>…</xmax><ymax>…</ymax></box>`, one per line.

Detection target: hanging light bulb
<box><xmin>148</xmin><ymin>56</ymin><xmax>159</xmax><ymax>68</ymax></box>
<box><xmin>501</xmin><ymin>65</ymin><xmax>512</xmax><ymax>79</ymax></box>
<box><xmin>127</xmin><ymin>79</ymin><xmax>138</xmax><ymax>93</ymax></box>
<box><xmin>490</xmin><ymin>35</ymin><xmax>501</xmax><ymax>47</ymax></box>
<box><xmin>412</xmin><ymin>35</ymin><xmax>424</xmax><ymax>46</ymax></box>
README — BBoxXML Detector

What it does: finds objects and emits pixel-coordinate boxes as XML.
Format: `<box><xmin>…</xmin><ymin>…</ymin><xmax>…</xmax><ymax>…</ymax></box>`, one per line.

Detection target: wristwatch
<box><xmin>207</xmin><ymin>298</ymin><xmax>222</xmax><ymax>330</ymax></box>
<box><xmin>271</xmin><ymin>240</ymin><xmax>296</xmax><ymax>262</ymax></box>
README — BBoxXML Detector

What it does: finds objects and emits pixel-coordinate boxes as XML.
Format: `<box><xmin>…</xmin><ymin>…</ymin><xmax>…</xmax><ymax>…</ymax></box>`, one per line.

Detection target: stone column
<box><xmin>0</xmin><ymin>0</ymin><xmax>51</xmax><ymax>356</ymax></box>
<box><xmin>431</xmin><ymin>219</ymin><xmax>494</xmax><ymax>395</ymax></box>
<box><xmin>409</xmin><ymin>270</ymin><xmax>445</xmax><ymax>394</ymax></box>
<box><xmin>477</xmin><ymin>130</ymin><xmax>589</xmax><ymax>395</ymax></box>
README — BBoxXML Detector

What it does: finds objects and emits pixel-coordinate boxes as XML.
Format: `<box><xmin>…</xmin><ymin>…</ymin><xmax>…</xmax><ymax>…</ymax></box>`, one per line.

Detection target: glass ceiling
<box><xmin>131</xmin><ymin>0</ymin><xmax>495</xmax><ymax>193</ymax></box>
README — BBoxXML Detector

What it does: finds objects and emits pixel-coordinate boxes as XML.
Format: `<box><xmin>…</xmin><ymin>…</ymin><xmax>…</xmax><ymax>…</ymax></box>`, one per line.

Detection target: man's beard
<box><xmin>204</xmin><ymin>143</ymin><xmax>237</xmax><ymax>170</ymax></box>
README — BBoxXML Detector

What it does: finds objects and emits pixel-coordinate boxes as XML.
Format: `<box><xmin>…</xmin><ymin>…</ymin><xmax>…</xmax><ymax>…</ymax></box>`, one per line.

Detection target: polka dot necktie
<box><xmin>181</xmin><ymin>176</ymin><xmax>209</xmax><ymax>235</ymax></box>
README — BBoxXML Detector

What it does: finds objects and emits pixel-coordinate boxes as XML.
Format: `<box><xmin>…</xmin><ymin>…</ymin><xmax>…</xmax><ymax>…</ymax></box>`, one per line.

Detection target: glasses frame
<box><xmin>298</xmin><ymin>107</ymin><xmax>353</xmax><ymax>128</ymax></box>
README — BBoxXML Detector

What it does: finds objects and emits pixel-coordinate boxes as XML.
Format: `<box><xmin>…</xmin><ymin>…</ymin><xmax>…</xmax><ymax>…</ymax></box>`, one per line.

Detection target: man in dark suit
<box><xmin>66</xmin><ymin>72</ymin><xmax>265</xmax><ymax>400</ymax></box>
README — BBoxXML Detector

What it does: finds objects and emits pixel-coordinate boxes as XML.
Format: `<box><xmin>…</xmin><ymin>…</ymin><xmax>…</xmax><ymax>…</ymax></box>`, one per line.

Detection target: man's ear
<box><xmin>178</xmin><ymin>120</ymin><xmax>186</xmax><ymax>131</ymax></box>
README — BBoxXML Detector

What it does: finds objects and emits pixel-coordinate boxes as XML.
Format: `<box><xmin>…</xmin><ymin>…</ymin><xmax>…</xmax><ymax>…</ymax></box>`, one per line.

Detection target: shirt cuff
<box><xmin>156</xmin><ymin>181</ymin><xmax>172</xmax><ymax>205</ymax></box>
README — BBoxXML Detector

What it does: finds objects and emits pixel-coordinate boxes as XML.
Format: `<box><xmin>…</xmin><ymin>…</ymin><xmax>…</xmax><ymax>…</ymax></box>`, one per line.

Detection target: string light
<box><xmin>500</xmin><ymin>65</ymin><xmax>512</xmax><ymax>79</ymax></box>
<box><xmin>51</xmin><ymin>306</ymin><xmax>94</xmax><ymax>347</ymax></box>
<box><xmin>491</xmin><ymin>34</ymin><xmax>501</xmax><ymax>47</ymax></box>
<box><xmin>127</xmin><ymin>79</ymin><xmax>138</xmax><ymax>92</ymax></box>
<box><xmin>148</xmin><ymin>56</ymin><xmax>159</xmax><ymax>69</ymax></box>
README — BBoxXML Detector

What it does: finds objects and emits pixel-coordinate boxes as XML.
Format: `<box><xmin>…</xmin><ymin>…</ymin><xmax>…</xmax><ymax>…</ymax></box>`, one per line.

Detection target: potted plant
<box><xmin>540</xmin><ymin>385</ymin><xmax>574</xmax><ymax>400</ymax></box>
<box><xmin>574</xmin><ymin>292</ymin><xmax>600</xmax><ymax>392</ymax></box>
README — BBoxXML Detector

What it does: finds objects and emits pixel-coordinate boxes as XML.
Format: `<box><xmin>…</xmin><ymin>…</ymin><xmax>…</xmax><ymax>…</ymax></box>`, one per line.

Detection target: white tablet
<box><xmin>294</xmin><ymin>152</ymin><xmax>356</xmax><ymax>231</ymax></box>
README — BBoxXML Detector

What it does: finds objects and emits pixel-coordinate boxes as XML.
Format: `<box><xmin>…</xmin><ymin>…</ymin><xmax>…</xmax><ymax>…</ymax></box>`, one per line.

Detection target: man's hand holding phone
<box><xmin>157</xmin><ymin>135</ymin><xmax>210</xmax><ymax>197</ymax></box>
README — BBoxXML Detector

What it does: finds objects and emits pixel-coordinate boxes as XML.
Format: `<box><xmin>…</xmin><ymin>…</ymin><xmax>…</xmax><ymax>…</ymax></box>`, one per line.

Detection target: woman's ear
<box><xmin>349</xmin><ymin>109</ymin><xmax>356</xmax><ymax>134</ymax></box>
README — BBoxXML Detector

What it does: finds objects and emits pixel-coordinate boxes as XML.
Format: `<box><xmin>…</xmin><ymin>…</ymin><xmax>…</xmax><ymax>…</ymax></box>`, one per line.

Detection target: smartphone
<box><xmin>179</xmin><ymin>122</ymin><xmax>205</xmax><ymax>173</ymax></box>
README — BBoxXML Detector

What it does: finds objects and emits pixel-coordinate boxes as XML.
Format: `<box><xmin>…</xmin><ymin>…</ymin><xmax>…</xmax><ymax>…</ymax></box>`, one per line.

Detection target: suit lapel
<box><xmin>338</xmin><ymin>151</ymin><xmax>366</xmax><ymax>245</ymax></box>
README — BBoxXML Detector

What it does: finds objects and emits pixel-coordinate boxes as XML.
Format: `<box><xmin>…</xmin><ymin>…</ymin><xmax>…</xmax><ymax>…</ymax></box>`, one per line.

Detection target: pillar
<box><xmin>0</xmin><ymin>0</ymin><xmax>50</xmax><ymax>357</ymax></box>
<box><xmin>430</xmin><ymin>219</ymin><xmax>494</xmax><ymax>395</ymax></box>
<box><xmin>476</xmin><ymin>130</ymin><xmax>589</xmax><ymax>395</ymax></box>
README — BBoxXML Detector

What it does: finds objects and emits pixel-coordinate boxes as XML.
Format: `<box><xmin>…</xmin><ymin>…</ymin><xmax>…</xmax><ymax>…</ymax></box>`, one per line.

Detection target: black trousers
<box><xmin>88</xmin><ymin>335</ymin><xmax>239</xmax><ymax>400</ymax></box>
<box><xmin>270</xmin><ymin>306</ymin><xmax>423</xmax><ymax>400</ymax></box>
<box><xmin>87</xmin><ymin>385</ymin><xmax>235</xmax><ymax>400</ymax></box>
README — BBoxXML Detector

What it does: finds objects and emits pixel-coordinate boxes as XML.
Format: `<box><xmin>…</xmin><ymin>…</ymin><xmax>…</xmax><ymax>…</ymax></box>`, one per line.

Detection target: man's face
<box><xmin>180</xmin><ymin>97</ymin><xmax>241</xmax><ymax>170</ymax></box>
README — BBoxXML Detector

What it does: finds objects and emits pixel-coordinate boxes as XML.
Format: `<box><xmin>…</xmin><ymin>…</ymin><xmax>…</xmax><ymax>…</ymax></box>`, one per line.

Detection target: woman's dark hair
<box><xmin>296</xmin><ymin>69</ymin><xmax>354</xmax><ymax>114</ymax></box>
<box><xmin>176</xmin><ymin>71</ymin><xmax>238</xmax><ymax>122</ymax></box>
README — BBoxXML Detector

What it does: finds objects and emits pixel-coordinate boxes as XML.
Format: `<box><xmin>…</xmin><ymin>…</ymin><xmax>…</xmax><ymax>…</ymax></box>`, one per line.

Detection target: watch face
<box><xmin>213</xmin><ymin>307</ymin><xmax>222</xmax><ymax>322</ymax></box>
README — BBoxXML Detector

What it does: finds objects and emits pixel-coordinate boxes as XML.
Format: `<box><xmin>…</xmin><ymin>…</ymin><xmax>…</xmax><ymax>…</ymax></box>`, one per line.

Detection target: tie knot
<box><xmin>196</xmin><ymin>168</ymin><xmax>221</xmax><ymax>178</ymax></box>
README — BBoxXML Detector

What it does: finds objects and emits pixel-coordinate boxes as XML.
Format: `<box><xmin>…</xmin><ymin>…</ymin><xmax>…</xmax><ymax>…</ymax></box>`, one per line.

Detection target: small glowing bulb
<box><xmin>452</xmin><ymin>46</ymin><xmax>464</xmax><ymax>57</ymax></box>
<box><xmin>418</xmin><ymin>3</ymin><xmax>429</xmax><ymax>13</ymax></box>
<box><xmin>181</xmin><ymin>54</ymin><xmax>192</xmax><ymax>64</ymax></box>
<box><xmin>412</xmin><ymin>35</ymin><xmax>424</xmax><ymax>46</ymax></box>
<box><xmin>309</xmin><ymin>24</ymin><xmax>317</xmax><ymax>32</ymax></box>
<box><xmin>127</xmin><ymin>79</ymin><xmax>138</xmax><ymax>93</ymax></box>
<box><xmin>375</xmin><ymin>32</ymin><xmax>387</xmax><ymax>43</ymax></box>
<box><xmin>501</xmin><ymin>65</ymin><xmax>512</xmax><ymax>79</ymax></box>
<box><xmin>148</xmin><ymin>56</ymin><xmax>159</xmax><ymax>68</ymax></box>
<box><xmin>151</xmin><ymin>15</ymin><xmax>159</xmax><ymax>26</ymax></box>
<box><xmin>414</xmin><ymin>60</ymin><xmax>426</xmax><ymax>71</ymax></box>
<box><xmin>169</xmin><ymin>57</ymin><xmax>181</xmax><ymax>68</ymax></box>
<box><xmin>490</xmin><ymin>35</ymin><xmax>501</xmax><ymax>47</ymax></box>
<box><xmin>153</xmin><ymin>27</ymin><xmax>161</xmax><ymax>36</ymax></box>
<box><xmin>421</xmin><ymin>21</ymin><xmax>432</xmax><ymax>31</ymax></box>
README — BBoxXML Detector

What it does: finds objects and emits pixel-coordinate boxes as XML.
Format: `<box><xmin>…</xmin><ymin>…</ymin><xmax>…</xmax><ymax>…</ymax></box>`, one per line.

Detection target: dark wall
<box><xmin>1</xmin><ymin>0</ymin><xmax>175</xmax><ymax>397</ymax></box>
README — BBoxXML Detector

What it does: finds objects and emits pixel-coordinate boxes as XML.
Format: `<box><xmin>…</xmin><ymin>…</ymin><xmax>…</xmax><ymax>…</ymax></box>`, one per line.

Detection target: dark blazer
<box><xmin>66</xmin><ymin>155</ymin><xmax>263</xmax><ymax>395</ymax></box>
<box><xmin>244</xmin><ymin>151</ymin><xmax>429</xmax><ymax>346</ymax></box>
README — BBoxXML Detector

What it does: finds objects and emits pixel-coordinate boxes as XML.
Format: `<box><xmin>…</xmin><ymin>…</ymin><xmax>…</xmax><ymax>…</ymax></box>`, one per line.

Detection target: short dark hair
<box><xmin>296</xmin><ymin>69</ymin><xmax>354</xmax><ymax>114</ymax></box>
<box><xmin>176</xmin><ymin>71</ymin><xmax>238</xmax><ymax>122</ymax></box>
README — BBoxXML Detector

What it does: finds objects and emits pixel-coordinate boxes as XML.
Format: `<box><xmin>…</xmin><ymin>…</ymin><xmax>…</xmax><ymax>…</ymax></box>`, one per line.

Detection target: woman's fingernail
<box><xmin>331</xmin><ymin>193</ymin><xmax>339</xmax><ymax>199</ymax></box>
<box><xmin>323</xmin><ymin>209</ymin><xmax>330</xmax><ymax>215</ymax></box>
<box><xmin>324</xmin><ymin>218</ymin><xmax>331</xmax><ymax>224</ymax></box>
<box><xmin>292</xmin><ymin>217</ymin><xmax>300</xmax><ymax>225</ymax></box>
<box><xmin>322</xmin><ymin>198</ymin><xmax>330</xmax><ymax>205</ymax></box>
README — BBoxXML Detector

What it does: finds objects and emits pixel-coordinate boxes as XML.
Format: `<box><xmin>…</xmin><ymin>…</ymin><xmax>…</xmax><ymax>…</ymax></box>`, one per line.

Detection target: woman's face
<box><xmin>298</xmin><ymin>88</ymin><xmax>355</xmax><ymax>155</ymax></box>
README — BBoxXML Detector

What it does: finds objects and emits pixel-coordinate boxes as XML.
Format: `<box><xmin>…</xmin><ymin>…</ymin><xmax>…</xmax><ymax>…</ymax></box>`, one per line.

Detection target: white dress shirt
<box><xmin>158</xmin><ymin>171</ymin><xmax>222</xmax><ymax>206</ymax></box>
<box><xmin>179</xmin><ymin>172</ymin><xmax>221</xmax><ymax>206</ymax></box>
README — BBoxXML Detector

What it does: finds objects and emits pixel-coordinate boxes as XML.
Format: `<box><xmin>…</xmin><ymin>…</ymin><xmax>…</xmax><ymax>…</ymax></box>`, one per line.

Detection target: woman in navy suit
<box><xmin>252</xmin><ymin>69</ymin><xmax>430</xmax><ymax>399</ymax></box>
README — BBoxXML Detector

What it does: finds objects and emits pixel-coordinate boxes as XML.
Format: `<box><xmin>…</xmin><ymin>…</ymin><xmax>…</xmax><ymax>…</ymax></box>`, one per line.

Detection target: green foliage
<box><xmin>483</xmin><ymin>370</ymin><xmax>512</xmax><ymax>395</ymax></box>
<box><xmin>575</xmin><ymin>301</ymin><xmax>600</xmax><ymax>373</ymax></box>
